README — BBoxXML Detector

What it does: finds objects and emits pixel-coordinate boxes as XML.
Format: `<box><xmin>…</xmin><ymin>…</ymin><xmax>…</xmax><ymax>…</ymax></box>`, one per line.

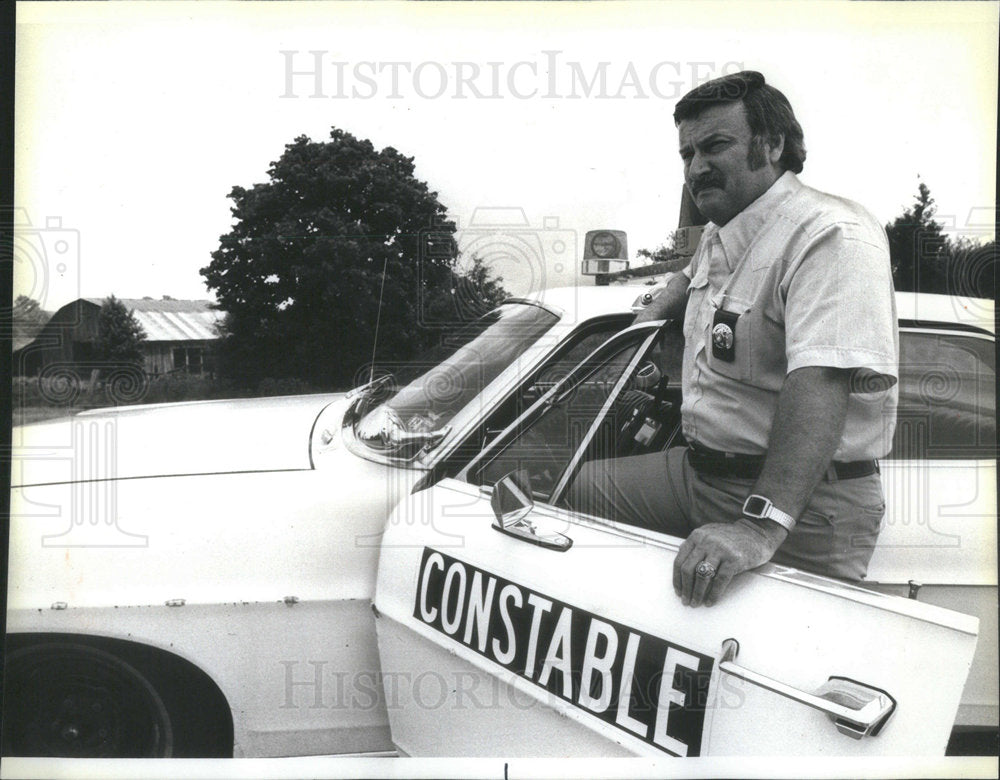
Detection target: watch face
<box><xmin>744</xmin><ymin>495</ymin><xmax>768</xmax><ymax>516</ymax></box>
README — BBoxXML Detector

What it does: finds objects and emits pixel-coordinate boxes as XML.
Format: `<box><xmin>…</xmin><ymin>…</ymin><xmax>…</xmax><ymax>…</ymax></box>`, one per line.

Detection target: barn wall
<box><xmin>145</xmin><ymin>340</ymin><xmax>216</xmax><ymax>376</ymax></box>
<box><xmin>14</xmin><ymin>301</ymin><xmax>219</xmax><ymax>378</ymax></box>
<box><xmin>12</xmin><ymin>300</ymin><xmax>101</xmax><ymax>375</ymax></box>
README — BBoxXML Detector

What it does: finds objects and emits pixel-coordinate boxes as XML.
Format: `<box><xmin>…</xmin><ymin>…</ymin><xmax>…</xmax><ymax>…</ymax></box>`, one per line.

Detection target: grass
<box><xmin>13</xmin><ymin>405</ymin><xmax>88</xmax><ymax>426</ymax></box>
<box><xmin>11</xmin><ymin>373</ymin><xmax>337</xmax><ymax>427</ymax></box>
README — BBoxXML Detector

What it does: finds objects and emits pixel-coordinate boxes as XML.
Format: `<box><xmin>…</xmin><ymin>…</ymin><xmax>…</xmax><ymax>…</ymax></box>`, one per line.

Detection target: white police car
<box><xmin>5</xmin><ymin>281</ymin><xmax>995</xmax><ymax>758</ymax></box>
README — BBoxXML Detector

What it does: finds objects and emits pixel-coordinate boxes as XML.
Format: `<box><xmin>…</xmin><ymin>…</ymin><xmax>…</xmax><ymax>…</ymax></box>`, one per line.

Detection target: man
<box><xmin>567</xmin><ymin>71</ymin><xmax>898</xmax><ymax>608</ymax></box>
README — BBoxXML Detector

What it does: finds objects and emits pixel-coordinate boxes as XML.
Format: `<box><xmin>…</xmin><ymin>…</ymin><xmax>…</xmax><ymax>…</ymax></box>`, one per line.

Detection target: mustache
<box><xmin>688</xmin><ymin>173</ymin><xmax>725</xmax><ymax>194</ymax></box>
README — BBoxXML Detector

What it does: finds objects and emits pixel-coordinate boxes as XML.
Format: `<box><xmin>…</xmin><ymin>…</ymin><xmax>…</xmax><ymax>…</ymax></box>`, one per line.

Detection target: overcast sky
<box><xmin>14</xmin><ymin>1</ymin><xmax>998</xmax><ymax>309</ymax></box>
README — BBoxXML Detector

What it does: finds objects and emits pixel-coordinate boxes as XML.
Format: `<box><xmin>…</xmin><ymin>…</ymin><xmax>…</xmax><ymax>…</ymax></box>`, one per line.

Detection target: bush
<box><xmin>12</xmin><ymin>371</ymin><xmax>331</xmax><ymax>417</ymax></box>
<box><xmin>12</xmin><ymin>374</ymin><xmax>101</xmax><ymax>408</ymax></box>
<box><xmin>12</xmin><ymin>376</ymin><xmax>53</xmax><ymax>407</ymax></box>
<box><xmin>255</xmin><ymin>377</ymin><xmax>318</xmax><ymax>397</ymax></box>
<box><xmin>143</xmin><ymin>373</ymin><xmax>225</xmax><ymax>405</ymax></box>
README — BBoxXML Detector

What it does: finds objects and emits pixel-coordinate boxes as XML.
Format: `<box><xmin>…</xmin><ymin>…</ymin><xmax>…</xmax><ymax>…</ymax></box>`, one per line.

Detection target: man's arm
<box><xmin>672</xmin><ymin>365</ymin><xmax>851</xmax><ymax>607</ymax></box>
<box><xmin>753</xmin><ymin>365</ymin><xmax>851</xmax><ymax>519</ymax></box>
<box><xmin>633</xmin><ymin>270</ymin><xmax>690</xmax><ymax>324</ymax></box>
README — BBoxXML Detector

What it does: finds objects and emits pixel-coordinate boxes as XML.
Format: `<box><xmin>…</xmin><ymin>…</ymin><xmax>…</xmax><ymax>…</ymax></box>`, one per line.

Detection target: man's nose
<box><xmin>687</xmin><ymin>150</ymin><xmax>712</xmax><ymax>179</ymax></box>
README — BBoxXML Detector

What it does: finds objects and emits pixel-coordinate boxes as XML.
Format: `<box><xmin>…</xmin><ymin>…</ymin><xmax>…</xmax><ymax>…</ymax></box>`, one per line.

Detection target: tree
<box><xmin>201</xmin><ymin>128</ymin><xmax>507</xmax><ymax>389</ymax></box>
<box><xmin>885</xmin><ymin>181</ymin><xmax>950</xmax><ymax>294</ymax></box>
<box><xmin>885</xmin><ymin>182</ymin><xmax>996</xmax><ymax>298</ymax></box>
<box><xmin>943</xmin><ymin>235</ymin><xmax>996</xmax><ymax>300</ymax></box>
<box><xmin>12</xmin><ymin>295</ymin><xmax>50</xmax><ymax>341</ymax></box>
<box><xmin>636</xmin><ymin>230</ymin><xmax>693</xmax><ymax>272</ymax></box>
<box><xmin>636</xmin><ymin>232</ymin><xmax>678</xmax><ymax>265</ymax></box>
<box><xmin>95</xmin><ymin>295</ymin><xmax>146</xmax><ymax>363</ymax></box>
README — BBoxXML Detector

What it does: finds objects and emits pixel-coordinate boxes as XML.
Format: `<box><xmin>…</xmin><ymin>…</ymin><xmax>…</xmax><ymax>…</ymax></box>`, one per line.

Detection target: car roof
<box><xmin>508</xmin><ymin>285</ymin><xmax>647</xmax><ymax>326</ymax></box>
<box><xmin>510</xmin><ymin>285</ymin><xmax>995</xmax><ymax>335</ymax></box>
<box><xmin>894</xmin><ymin>291</ymin><xmax>995</xmax><ymax>335</ymax></box>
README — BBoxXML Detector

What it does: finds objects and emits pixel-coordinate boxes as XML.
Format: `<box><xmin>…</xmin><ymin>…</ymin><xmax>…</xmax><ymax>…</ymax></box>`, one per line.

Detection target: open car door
<box><xmin>373</xmin><ymin>322</ymin><xmax>979</xmax><ymax>757</ymax></box>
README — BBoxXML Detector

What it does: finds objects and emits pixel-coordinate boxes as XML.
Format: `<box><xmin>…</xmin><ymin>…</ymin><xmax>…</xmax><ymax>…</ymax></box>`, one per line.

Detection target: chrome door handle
<box><xmin>493</xmin><ymin>514</ymin><xmax>573</xmax><ymax>551</ymax></box>
<box><xmin>490</xmin><ymin>473</ymin><xmax>572</xmax><ymax>552</ymax></box>
<box><xmin>719</xmin><ymin>639</ymin><xmax>896</xmax><ymax>739</ymax></box>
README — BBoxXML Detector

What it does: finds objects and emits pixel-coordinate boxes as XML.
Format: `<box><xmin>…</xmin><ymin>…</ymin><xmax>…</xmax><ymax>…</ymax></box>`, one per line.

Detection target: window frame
<box><xmin>457</xmin><ymin>321</ymin><xmax>664</xmax><ymax>504</ymax></box>
<box><xmin>888</xmin><ymin>326</ymin><xmax>996</xmax><ymax>461</ymax></box>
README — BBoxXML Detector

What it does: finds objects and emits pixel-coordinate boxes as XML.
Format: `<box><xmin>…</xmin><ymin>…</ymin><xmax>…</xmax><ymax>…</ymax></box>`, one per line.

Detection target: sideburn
<box><xmin>747</xmin><ymin>136</ymin><xmax>768</xmax><ymax>170</ymax></box>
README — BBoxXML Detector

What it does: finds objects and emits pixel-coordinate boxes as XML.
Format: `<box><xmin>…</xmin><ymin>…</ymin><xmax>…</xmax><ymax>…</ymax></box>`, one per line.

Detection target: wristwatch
<box><xmin>742</xmin><ymin>494</ymin><xmax>796</xmax><ymax>532</ymax></box>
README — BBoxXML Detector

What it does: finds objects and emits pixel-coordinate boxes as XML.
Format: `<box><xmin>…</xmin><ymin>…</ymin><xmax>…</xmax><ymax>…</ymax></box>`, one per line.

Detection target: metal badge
<box><xmin>711</xmin><ymin>309</ymin><xmax>739</xmax><ymax>362</ymax></box>
<box><xmin>712</xmin><ymin>323</ymin><xmax>734</xmax><ymax>350</ymax></box>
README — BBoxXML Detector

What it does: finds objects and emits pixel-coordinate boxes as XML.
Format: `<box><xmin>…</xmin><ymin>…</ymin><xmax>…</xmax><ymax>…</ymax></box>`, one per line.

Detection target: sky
<box><xmin>13</xmin><ymin>0</ymin><xmax>999</xmax><ymax>310</ymax></box>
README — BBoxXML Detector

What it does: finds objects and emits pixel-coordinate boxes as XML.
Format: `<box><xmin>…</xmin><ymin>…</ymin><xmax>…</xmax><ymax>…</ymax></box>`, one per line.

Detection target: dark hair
<box><xmin>673</xmin><ymin>71</ymin><xmax>806</xmax><ymax>174</ymax></box>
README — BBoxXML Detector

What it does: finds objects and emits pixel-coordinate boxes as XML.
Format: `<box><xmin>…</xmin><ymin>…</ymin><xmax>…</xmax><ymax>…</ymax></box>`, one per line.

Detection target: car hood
<box><xmin>11</xmin><ymin>393</ymin><xmax>345</xmax><ymax>486</ymax></box>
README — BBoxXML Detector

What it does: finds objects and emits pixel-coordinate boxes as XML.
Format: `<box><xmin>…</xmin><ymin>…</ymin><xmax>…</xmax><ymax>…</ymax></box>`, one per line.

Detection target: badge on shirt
<box><xmin>711</xmin><ymin>309</ymin><xmax>739</xmax><ymax>362</ymax></box>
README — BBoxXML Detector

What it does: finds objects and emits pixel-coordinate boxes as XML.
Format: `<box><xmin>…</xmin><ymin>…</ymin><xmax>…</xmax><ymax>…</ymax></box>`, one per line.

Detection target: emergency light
<box><xmin>581</xmin><ymin>229</ymin><xmax>629</xmax><ymax>276</ymax></box>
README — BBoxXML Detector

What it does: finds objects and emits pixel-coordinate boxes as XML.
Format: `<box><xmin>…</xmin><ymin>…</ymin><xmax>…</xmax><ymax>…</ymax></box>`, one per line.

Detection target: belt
<box><xmin>687</xmin><ymin>442</ymin><xmax>878</xmax><ymax>481</ymax></box>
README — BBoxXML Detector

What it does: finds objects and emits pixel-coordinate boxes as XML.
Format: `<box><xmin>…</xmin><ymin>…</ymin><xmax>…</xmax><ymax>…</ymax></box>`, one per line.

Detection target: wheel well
<box><xmin>5</xmin><ymin>633</ymin><xmax>234</xmax><ymax>757</ymax></box>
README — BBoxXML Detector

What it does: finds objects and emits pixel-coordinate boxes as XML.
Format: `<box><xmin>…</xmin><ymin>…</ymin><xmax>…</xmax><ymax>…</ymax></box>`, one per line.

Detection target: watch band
<box><xmin>742</xmin><ymin>494</ymin><xmax>796</xmax><ymax>532</ymax></box>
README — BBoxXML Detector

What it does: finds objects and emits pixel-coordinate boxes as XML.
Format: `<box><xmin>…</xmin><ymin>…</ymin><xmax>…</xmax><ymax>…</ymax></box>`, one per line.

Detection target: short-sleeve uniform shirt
<box><xmin>680</xmin><ymin>172</ymin><xmax>898</xmax><ymax>460</ymax></box>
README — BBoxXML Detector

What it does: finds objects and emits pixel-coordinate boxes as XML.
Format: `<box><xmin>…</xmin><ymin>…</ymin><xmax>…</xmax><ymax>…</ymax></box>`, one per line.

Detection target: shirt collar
<box><xmin>704</xmin><ymin>171</ymin><xmax>801</xmax><ymax>268</ymax></box>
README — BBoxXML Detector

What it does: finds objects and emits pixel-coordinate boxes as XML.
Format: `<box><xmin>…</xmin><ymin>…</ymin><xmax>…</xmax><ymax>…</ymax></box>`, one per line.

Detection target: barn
<box><xmin>13</xmin><ymin>297</ymin><xmax>224</xmax><ymax>378</ymax></box>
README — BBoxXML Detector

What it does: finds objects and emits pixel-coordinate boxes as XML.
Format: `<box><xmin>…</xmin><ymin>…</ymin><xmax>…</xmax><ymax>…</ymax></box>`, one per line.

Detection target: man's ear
<box><xmin>768</xmin><ymin>133</ymin><xmax>785</xmax><ymax>165</ymax></box>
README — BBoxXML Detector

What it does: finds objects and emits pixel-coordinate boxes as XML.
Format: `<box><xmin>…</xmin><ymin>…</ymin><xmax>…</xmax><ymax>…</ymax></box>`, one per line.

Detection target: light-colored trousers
<box><xmin>566</xmin><ymin>447</ymin><xmax>886</xmax><ymax>581</ymax></box>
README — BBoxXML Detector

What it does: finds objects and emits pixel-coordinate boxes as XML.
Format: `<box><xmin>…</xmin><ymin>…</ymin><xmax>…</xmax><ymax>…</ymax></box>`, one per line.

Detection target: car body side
<box><xmin>4</xmin><ymin>287</ymin><xmax>996</xmax><ymax>756</ymax></box>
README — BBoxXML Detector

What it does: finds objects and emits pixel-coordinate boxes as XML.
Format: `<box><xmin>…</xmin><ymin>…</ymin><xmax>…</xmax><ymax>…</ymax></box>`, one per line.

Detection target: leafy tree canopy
<box><xmin>636</xmin><ymin>232</ymin><xmax>678</xmax><ymax>265</ymax></box>
<box><xmin>201</xmin><ymin>128</ymin><xmax>507</xmax><ymax>389</ymax></box>
<box><xmin>886</xmin><ymin>181</ymin><xmax>995</xmax><ymax>299</ymax></box>
<box><xmin>96</xmin><ymin>295</ymin><xmax>146</xmax><ymax>363</ymax></box>
<box><xmin>13</xmin><ymin>294</ymin><xmax>45</xmax><ymax>320</ymax></box>
<box><xmin>12</xmin><ymin>295</ymin><xmax>51</xmax><ymax>340</ymax></box>
<box><xmin>636</xmin><ymin>230</ymin><xmax>689</xmax><ymax>271</ymax></box>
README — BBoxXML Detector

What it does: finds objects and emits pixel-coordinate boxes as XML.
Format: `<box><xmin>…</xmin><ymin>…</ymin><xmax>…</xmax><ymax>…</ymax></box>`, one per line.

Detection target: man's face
<box><xmin>677</xmin><ymin>102</ymin><xmax>782</xmax><ymax>226</ymax></box>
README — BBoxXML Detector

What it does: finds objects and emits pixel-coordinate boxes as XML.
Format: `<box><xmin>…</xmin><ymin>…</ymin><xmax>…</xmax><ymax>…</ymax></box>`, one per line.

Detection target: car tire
<box><xmin>1</xmin><ymin>642</ymin><xmax>174</xmax><ymax>757</ymax></box>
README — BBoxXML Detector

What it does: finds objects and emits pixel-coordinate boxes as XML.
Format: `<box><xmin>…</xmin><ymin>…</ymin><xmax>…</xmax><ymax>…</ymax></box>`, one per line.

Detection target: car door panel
<box><xmin>375</xmin><ymin>479</ymin><xmax>978</xmax><ymax>757</ymax></box>
<box><xmin>374</xmin><ymin>321</ymin><xmax>979</xmax><ymax>757</ymax></box>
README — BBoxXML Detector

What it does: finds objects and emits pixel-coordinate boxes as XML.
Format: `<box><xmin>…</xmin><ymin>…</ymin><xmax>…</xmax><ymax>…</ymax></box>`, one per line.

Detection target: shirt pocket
<box><xmin>706</xmin><ymin>297</ymin><xmax>754</xmax><ymax>383</ymax></box>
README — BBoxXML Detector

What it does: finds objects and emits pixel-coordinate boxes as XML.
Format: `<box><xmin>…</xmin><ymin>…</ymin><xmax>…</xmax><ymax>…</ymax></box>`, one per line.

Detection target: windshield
<box><xmin>349</xmin><ymin>302</ymin><xmax>559</xmax><ymax>458</ymax></box>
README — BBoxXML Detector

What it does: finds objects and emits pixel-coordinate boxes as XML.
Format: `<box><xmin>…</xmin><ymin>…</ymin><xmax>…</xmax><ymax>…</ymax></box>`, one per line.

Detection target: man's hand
<box><xmin>673</xmin><ymin>518</ymin><xmax>787</xmax><ymax>607</ymax></box>
<box><xmin>633</xmin><ymin>270</ymin><xmax>690</xmax><ymax>324</ymax></box>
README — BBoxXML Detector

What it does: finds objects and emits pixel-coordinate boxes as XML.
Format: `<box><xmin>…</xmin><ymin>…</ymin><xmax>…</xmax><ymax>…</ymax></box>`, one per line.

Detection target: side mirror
<box><xmin>490</xmin><ymin>471</ymin><xmax>572</xmax><ymax>552</ymax></box>
<box><xmin>490</xmin><ymin>471</ymin><xmax>534</xmax><ymax>528</ymax></box>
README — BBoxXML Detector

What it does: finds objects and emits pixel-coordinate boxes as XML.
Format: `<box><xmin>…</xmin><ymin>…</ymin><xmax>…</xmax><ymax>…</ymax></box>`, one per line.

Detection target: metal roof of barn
<box><xmin>82</xmin><ymin>298</ymin><xmax>224</xmax><ymax>342</ymax></box>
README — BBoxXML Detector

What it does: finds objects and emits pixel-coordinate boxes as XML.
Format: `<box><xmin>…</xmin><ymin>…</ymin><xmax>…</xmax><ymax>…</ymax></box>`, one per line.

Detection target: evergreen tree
<box><xmin>885</xmin><ymin>182</ymin><xmax>949</xmax><ymax>294</ymax></box>
<box><xmin>885</xmin><ymin>182</ymin><xmax>995</xmax><ymax>298</ymax></box>
<box><xmin>944</xmin><ymin>236</ymin><xmax>996</xmax><ymax>300</ymax></box>
<box><xmin>96</xmin><ymin>295</ymin><xmax>146</xmax><ymax>363</ymax></box>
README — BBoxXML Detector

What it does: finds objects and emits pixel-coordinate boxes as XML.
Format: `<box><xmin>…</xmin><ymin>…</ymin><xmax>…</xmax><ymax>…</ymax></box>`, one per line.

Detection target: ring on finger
<box><xmin>695</xmin><ymin>561</ymin><xmax>717</xmax><ymax>579</ymax></box>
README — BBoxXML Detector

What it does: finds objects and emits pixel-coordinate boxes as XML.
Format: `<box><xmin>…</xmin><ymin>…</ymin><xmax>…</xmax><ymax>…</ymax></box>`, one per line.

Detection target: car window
<box><xmin>889</xmin><ymin>330</ymin><xmax>996</xmax><ymax>460</ymax></box>
<box><xmin>348</xmin><ymin>302</ymin><xmax>558</xmax><ymax>459</ymax></box>
<box><xmin>432</xmin><ymin>316</ymin><xmax>633</xmax><ymax>476</ymax></box>
<box><xmin>463</xmin><ymin>326</ymin><xmax>666</xmax><ymax>500</ymax></box>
